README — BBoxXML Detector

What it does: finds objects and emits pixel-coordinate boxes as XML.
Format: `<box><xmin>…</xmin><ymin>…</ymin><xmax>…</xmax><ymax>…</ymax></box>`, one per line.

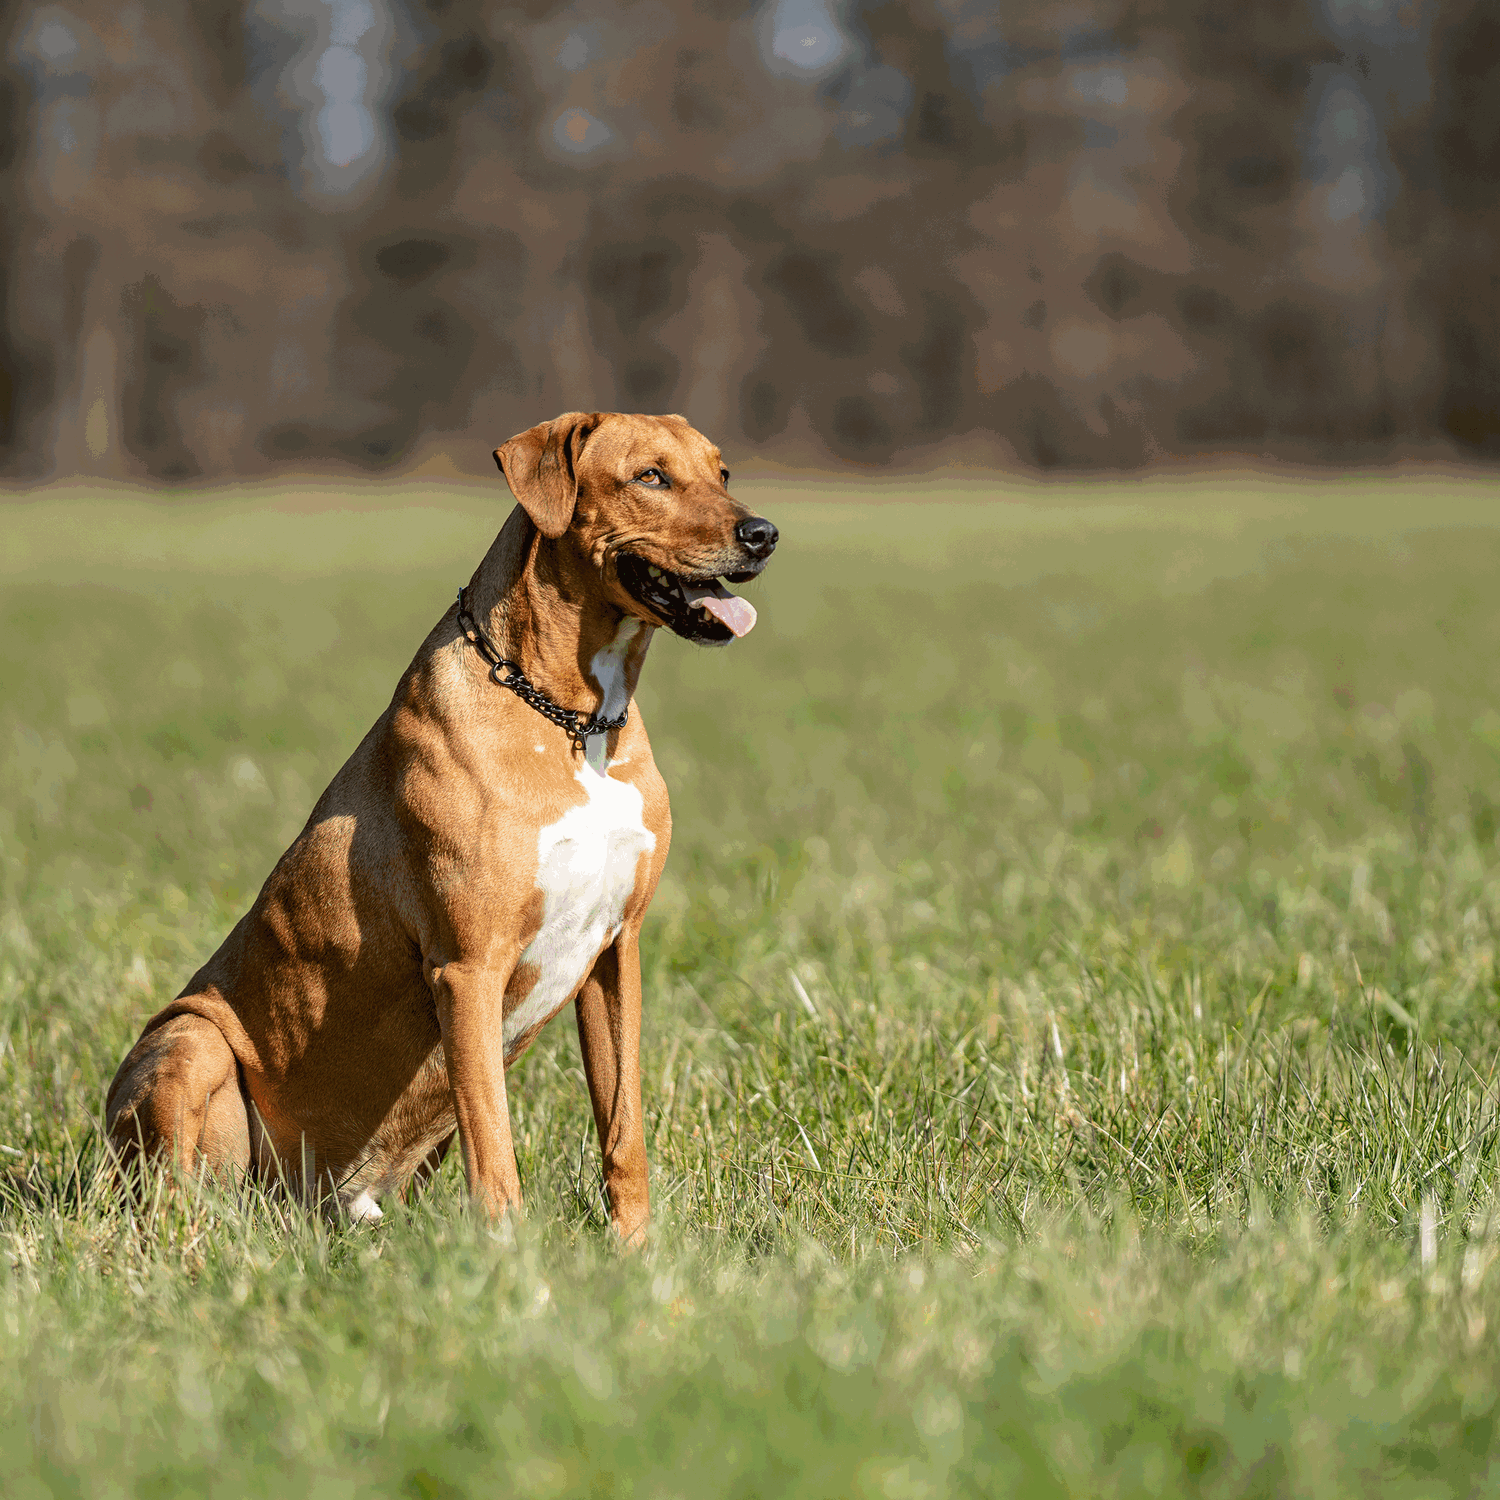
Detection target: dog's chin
<box><xmin>615</xmin><ymin>553</ymin><xmax>756</xmax><ymax>645</ymax></box>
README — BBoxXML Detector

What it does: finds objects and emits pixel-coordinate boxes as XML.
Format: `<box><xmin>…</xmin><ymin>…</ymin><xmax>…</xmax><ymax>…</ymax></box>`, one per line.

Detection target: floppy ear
<box><xmin>493</xmin><ymin>413</ymin><xmax>599</xmax><ymax>538</ymax></box>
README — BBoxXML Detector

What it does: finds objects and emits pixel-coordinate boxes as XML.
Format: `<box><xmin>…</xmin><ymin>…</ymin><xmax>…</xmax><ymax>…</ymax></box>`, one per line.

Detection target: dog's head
<box><xmin>495</xmin><ymin>412</ymin><xmax>777</xmax><ymax>645</ymax></box>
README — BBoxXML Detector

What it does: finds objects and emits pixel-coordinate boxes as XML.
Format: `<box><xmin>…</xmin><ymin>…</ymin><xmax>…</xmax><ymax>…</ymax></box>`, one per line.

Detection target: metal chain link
<box><xmin>455</xmin><ymin>589</ymin><xmax>627</xmax><ymax>753</ymax></box>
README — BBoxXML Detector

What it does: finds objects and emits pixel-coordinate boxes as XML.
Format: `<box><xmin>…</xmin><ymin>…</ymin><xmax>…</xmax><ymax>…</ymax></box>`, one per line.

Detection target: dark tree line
<box><xmin>1</xmin><ymin>0</ymin><xmax>1496</xmax><ymax>481</ymax></box>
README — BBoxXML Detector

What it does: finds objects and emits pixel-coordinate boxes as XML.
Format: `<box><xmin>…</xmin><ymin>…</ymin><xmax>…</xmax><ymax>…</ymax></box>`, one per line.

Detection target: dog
<box><xmin>104</xmin><ymin>411</ymin><xmax>777</xmax><ymax>1241</ymax></box>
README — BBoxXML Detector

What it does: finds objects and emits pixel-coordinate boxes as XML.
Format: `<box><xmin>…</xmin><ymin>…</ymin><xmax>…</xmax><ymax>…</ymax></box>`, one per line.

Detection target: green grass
<box><xmin>5</xmin><ymin>471</ymin><xmax>1500</xmax><ymax>1495</ymax></box>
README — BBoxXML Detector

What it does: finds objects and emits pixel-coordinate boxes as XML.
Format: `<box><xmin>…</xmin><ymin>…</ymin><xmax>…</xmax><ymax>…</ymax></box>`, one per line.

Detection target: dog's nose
<box><xmin>735</xmin><ymin>516</ymin><xmax>778</xmax><ymax>559</ymax></box>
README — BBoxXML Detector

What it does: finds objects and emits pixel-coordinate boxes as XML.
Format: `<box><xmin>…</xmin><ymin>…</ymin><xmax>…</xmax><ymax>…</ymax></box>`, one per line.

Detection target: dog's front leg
<box><xmin>575</xmin><ymin>934</ymin><xmax>649</xmax><ymax>1245</ymax></box>
<box><xmin>432</xmin><ymin>959</ymin><xmax>523</xmax><ymax>1219</ymax></box>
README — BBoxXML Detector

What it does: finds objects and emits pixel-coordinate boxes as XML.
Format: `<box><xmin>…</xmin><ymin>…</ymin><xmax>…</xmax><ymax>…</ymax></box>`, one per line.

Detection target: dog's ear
<box><xmin>493</xmin><ymin>413</ymin><xmax>599</xmax><ymax>538</ymax></box>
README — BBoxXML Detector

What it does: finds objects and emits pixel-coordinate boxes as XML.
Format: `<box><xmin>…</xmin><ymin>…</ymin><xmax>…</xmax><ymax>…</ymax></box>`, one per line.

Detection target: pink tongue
<box><xmin>695</xmin><ymin>593</ymin><xmax>757</xmax><ymax>638</ymax></box>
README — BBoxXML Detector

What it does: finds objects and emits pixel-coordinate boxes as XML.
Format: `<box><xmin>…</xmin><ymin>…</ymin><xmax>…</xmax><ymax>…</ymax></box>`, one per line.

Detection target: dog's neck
<box><xmin>463</xmin><ymin>507</ymin><xmax>655</xmax><ymax>731</ymax></box>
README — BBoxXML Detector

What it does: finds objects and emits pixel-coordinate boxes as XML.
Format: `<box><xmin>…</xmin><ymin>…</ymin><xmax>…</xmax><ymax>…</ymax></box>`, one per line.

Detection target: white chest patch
<box><xmin>503</xmin><ymin>616</ymin><xmax>655</xmax><ymax>1059</ymax></box>
<box><xmin>503</xmin><ymin>765</ymin><xmax>655</xmax><ymax>1056</ymax></box>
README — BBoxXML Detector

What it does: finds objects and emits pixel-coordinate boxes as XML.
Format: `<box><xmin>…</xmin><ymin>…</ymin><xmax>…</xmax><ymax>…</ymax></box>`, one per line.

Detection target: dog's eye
<box><xmin>720</xmin><ymin>467</ymin><xmax>730</xmax><ymax>485</ymax></box>
<box><xmin>636</xmin><ymin>468</ymin><xmax>667</xmax><ymax>487</ymax></box>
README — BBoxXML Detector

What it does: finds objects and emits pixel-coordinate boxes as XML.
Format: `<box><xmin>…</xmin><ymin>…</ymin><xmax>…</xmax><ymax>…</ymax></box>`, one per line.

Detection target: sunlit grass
<box><xmin>4</xmin><ymin>472</ymin><xmax>1500</xmax><ymax>1492</ymax></box>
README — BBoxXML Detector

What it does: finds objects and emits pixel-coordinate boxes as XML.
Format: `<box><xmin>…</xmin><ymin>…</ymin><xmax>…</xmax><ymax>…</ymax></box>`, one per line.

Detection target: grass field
<box><xmin>5</xmin><ymin>470</ymin><xmax>1500</xmax><ymax>1495</ymax></box>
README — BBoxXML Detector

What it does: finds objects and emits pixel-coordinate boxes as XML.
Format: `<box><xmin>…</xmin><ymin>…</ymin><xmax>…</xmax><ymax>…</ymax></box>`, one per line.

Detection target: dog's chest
<box><xmin>502</xmin><ymin>766</ymin><xmax>655</xmax><ymax>1054</ymax></box>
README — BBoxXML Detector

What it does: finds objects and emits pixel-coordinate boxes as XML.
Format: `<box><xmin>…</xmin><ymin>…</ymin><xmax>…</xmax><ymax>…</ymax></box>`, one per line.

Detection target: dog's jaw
<box><xmin>614</xmin><ymin>553</ymin><xmax>759</xmax><ymax>645</ymax></box>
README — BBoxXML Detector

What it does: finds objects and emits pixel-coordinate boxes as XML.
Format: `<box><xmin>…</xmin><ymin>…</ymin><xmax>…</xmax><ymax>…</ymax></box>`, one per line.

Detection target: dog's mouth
<box><xmin>615</xmin><ymin>553</ymin><xmax>760</xmax><ymax>644</ymax></box>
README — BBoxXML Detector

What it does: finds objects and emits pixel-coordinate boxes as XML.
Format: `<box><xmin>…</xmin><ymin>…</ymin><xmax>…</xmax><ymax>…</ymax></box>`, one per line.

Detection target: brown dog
<box><xmin>105</xmin><ymin>412</ymin><xmax>777</xmax><ymax>1240</ymax></box>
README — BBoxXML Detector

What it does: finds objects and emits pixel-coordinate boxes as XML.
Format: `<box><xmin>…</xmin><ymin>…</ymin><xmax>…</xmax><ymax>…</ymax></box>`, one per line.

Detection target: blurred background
<box><xmin>0</xmin><ymin>0</ymin><xmax>1496</xmax><ymax>483</ymax></box>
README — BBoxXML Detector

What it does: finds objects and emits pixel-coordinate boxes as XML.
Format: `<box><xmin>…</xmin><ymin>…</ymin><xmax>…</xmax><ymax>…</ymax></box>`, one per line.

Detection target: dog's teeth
<box><xmin>647</xmin><ymin>566</ymin><xmax>662</xmax><ymax>578</ymax></box>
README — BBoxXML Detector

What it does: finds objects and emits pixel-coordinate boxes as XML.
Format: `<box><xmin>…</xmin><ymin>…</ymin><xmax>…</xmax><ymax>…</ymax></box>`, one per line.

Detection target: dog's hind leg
<box><xmin>402</xmin><ymin>1131</ymin><xmax>455</xmax><ymax>1205</ymax></box>
<box><xmin>105</xmin><ymin>1012</ymin><xmax>251</xmax><ymax>1182</ymax></box>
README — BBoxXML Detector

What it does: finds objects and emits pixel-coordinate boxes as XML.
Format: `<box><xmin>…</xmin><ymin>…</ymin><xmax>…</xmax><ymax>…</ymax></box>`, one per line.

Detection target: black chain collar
<box><xmin>455</xmin><ymin>589</ymin><xmax>628</xmax><ymax>753</ymax></box>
